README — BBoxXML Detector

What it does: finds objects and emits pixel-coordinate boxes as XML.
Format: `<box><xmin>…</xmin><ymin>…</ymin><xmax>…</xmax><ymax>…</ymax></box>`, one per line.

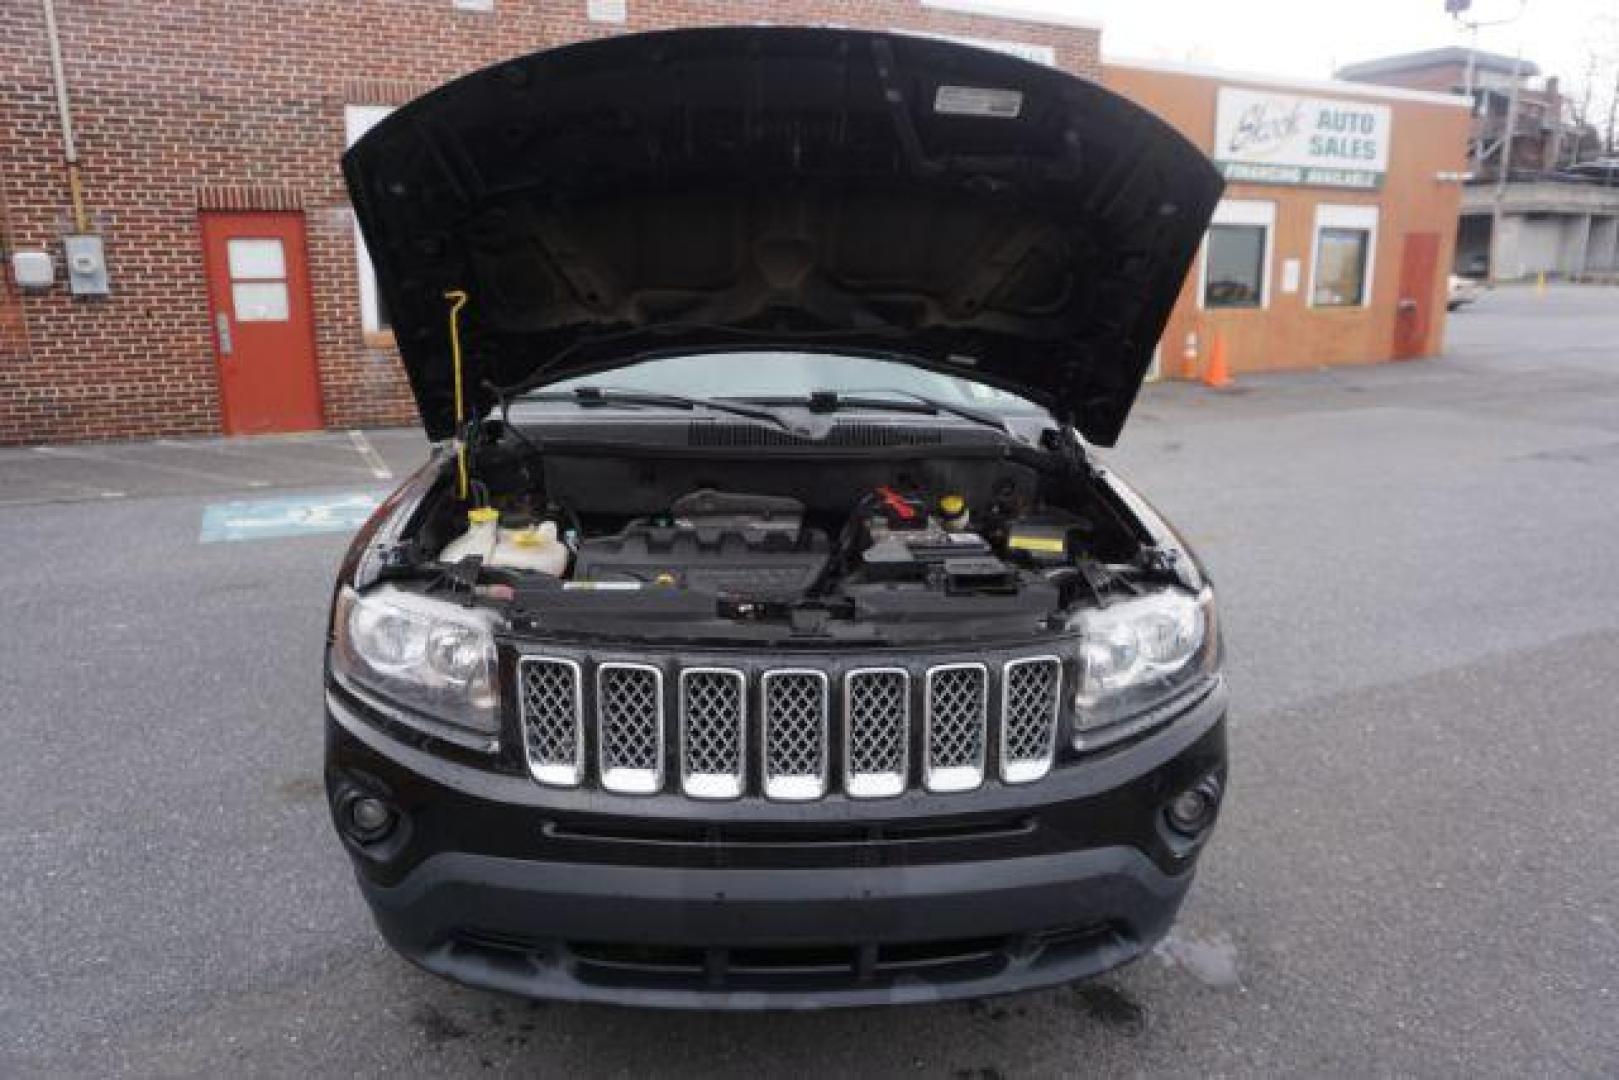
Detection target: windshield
<box><xmin>532</xmin><ymin>351</ymin><xmax>1046</xmax><ymax>415</ymax></box>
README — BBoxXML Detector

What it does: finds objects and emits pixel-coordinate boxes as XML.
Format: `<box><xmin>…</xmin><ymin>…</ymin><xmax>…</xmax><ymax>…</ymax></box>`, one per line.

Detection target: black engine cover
<box><xmin>574</xmin><ymin>520</ymin><xmax>829</xmax><ymax>596</ymax></box>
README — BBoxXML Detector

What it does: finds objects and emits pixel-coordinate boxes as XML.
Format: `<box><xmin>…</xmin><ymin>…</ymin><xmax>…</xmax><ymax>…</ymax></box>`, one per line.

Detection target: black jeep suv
<box><xmin>327</xmin><ymin>26</ymin><xmax>1227</xmax><ymax>1009</ymax></box>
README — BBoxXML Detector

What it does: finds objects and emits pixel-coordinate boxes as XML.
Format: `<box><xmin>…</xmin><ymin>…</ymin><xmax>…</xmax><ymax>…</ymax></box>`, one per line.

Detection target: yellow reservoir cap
<box><xmin>1007</xmin><ymin>534</ymin><xmax>1066</xmax><ymax>554</ymax></box>
<box><xmin>467</xmin><ymin>507</ymin><xmax>499</xmax><ymax>524</ymax></box>
<box><xmin>939</xmin><ymin>494</ymin><xmax>966</xmax><ymax>515</ymax></box>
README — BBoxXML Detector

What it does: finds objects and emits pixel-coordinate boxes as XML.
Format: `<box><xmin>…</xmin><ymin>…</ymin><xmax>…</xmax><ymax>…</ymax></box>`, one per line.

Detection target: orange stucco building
<box><xmin>1103</xmin><ymin>59</ymin><xmax>1471</xmax><ymax>380</ymax></box>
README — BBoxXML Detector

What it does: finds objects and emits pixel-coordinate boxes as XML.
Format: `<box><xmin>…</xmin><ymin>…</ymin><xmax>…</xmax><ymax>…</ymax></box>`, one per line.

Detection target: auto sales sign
<box><xmin>1213</xmin><ymin>87</ymin><xmax>1391</xmax><ymax>189</ymax></box>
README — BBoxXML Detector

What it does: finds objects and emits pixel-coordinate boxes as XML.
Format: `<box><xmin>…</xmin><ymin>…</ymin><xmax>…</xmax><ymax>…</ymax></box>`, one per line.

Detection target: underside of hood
<box><xmin>343</xmin><ymin>27</ymin><xmax>1222</xmax><ymax>445</ymax></box>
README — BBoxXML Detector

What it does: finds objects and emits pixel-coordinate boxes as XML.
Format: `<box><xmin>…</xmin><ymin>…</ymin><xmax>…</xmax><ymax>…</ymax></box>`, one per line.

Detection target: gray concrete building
<box><xmin>1458</xmin><ymin>181</ymin><xmax>1619</xmax><ymax>281</ymax></box>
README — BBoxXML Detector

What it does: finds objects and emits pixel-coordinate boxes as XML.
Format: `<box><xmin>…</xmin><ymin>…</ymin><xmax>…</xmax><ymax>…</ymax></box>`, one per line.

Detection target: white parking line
<box><xmin>0</xmin><ymin>491</ymin><xmax>127</xmax><ymax>509</ymax></box>
<box><xmin>348</xmin><ymin>429</ymin><xmax>394</xmax><ymax>480</ymax></box>
<box><xmin>34</xmin><ymin>445</ymin><xmax>271</xmax><ymax>487</ymax></box>
<box><xmin>0</xmin><ymin>459</ymin><xmax>126</xmax><ymax>500</ymax></box>
<box><xmin>155</xmin><ymin>438</ymin><xmax>379</xmax><ymax>477</ymax></box>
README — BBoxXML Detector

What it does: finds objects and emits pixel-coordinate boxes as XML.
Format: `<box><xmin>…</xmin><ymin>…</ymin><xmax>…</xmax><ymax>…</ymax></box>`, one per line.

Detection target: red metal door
<box><xmin>1393</xmin><ymin>231</ymin><xmax>1440</xmax><ymax>360</ymax></box>
<box><xmin>200</xmin><ymin>212</ymin><xmax>323</xmax><ymax>434</ymax></box>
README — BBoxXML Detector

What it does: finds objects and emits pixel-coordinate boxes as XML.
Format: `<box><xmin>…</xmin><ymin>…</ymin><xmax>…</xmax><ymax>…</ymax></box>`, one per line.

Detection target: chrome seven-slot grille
<box><xmin>517</xmin><ymin>651</ymin><xmax>1064</xmax><ymax>800</ymax></box>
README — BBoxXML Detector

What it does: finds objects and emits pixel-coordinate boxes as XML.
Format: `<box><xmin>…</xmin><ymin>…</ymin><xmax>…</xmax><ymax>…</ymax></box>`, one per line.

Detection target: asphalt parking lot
<box><xmin>3</xmin><ymin>285</ymin><xmax>1617</xmax><ymax>1076</ymax></box>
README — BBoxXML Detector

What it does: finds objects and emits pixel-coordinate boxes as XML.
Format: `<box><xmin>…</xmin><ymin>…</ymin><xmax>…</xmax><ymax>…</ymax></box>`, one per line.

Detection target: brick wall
<box><xmin>0</xmin><ymin>1</ymin><xmax>1100</xmax><ymax>446</ymax></box>
<box><xmin>1344</xmin><ymin>63</ymin><xmax>1464</xmax><ymax>94</ymax></box>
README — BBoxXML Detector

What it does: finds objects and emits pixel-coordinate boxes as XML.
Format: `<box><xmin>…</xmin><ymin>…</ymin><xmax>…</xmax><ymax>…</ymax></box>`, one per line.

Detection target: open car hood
<box><xmin>343</xmin><ymin>27</ymin><xmax>1222</xmax><ymax>445</ymax></box>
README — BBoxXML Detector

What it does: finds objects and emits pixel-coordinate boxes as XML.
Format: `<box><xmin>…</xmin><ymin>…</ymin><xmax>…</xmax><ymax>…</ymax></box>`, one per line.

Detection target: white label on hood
<box><xmin>934</xmin><ymin>85</ymin><xmax>1023</xmax><ymax>119</ymax></box>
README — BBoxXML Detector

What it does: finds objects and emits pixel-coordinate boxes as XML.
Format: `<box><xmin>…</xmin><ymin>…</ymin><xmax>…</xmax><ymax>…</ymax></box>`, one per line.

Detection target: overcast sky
<box><xmin>1031</xmin><ymin>0</ymin><xmax>1617</xmax><ymax>97</ymax></box>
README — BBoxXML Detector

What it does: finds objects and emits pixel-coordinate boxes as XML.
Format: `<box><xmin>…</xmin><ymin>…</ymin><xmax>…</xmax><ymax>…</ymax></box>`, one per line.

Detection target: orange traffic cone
<box><xmin>1202</xmin><ymin>332</ymin><xmax>1234</xmax><ymax>389</ymax></box>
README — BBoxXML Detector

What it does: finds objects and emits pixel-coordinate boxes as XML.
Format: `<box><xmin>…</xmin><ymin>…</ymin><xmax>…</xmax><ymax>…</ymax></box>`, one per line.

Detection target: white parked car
<box><xmin>1448</xmin><ymin>274</ymin><xmax>1483</xmax><ymax>311</ymax></box>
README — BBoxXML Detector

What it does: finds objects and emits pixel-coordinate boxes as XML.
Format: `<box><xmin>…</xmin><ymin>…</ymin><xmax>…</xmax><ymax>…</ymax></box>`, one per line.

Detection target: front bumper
<box><xmin>326</xmin><ymin>682</ymin><xmax>1226</xmax><ymax>1009</ymax></box>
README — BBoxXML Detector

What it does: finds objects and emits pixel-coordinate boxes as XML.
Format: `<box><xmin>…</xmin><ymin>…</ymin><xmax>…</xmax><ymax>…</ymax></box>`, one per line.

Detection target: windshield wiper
<box><xmin>524</xmin><ymin>386</ymin><xmax>795</xmax><ymax>431</ymax></box>
<box><xmin>789</xmin><ymin>389</ymin><xmax>1010</xmax><ymax>435</ymax></box>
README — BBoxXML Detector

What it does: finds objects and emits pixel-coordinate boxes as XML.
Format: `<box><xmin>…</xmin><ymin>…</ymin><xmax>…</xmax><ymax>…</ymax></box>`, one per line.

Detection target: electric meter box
<box><xmin>11</xmin><ymin>250</ymin><xmax>55</xmax><ymax>289</ymax></box>
<box><xmin>63</xmin><ymin>233</ymin><xmax>110</xmax><ymax>296</ymax></box>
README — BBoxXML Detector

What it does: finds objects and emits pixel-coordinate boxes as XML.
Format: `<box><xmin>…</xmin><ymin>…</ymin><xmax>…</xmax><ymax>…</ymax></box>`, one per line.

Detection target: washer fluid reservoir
<box><xmin>440</xmin><ymin>510</ymin><xmax>568</xmax><ymax>576</ymax></box>
<box><xmin>492</xmin><ymin>520</ymin><xmax>569</xmax><ymax>576</ymax></box>
<box><xmin>440</xmin><ymin>507</ymin><xmax>500</xmax><ymax>564</ymax></box>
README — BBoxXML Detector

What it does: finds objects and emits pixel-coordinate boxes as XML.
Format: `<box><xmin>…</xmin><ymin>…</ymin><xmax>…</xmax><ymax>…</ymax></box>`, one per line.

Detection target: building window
<box><xmin>344</xmin><ymin>105</ymin><xmax>395</xmax><ymax>334</ymax></box>
<box><xmin>1310</xmin><ymin>204</ymin><xmax>1378</xmax><ymax>309</ymax></box>
<box><xmin>1205</xmin><ymin>225</ymin><xmax>1266</xmax><ymax>308</ymax></box>
<box><xmin>1199</xmin><ymin>199</ymin><xmax>1274</xmax><ymax>310</ymax></box>
<box><xmin>1313</xmin><ymin>229</ymin><xmax>1369</xmax><ymax>306</ymax></box>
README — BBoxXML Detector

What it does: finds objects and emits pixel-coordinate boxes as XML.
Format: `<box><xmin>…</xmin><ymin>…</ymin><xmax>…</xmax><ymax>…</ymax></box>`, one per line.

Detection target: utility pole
<box><xmin>1451</xmin><ymin>0</ymin><xmax>1530</xmax><ymax>283</ymax></box>
<box><xmin>1464</xmin><ymin>23</ymin><xmax>1480</xmax><ymax>171</ymax></box>
<box><xmin>1489</xmin><ymin>47</ymin><xmax>1525</xmax><ymax>285</ymax></box>
<box><xmin>1449</xmin><ymin>0</ymin><xmax>1528</xmax><ymax>174</ymax></box>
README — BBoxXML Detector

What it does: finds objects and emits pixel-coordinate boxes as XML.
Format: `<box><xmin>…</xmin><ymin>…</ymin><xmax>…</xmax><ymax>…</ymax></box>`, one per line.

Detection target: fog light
<box><xmin>1166</xmin><ymin>777</ymin><xmax>1221</xmax><ymax>836</ymax></box>
<box><xmin>346</xmin><ymin>795</ymin><xmax>395</xmax><ymax>841</ymax></box>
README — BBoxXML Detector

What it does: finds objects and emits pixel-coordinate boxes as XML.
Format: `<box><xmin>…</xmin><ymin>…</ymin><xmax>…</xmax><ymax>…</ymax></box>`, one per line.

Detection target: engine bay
<box><xmin>387</xmin><ymin>419</ymin><xmax>1165</xmax><ymax>645</ymax></box>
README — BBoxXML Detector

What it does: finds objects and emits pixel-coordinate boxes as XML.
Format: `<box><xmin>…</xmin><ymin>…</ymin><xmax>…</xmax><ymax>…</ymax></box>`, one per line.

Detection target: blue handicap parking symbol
<box><xmin>200</xmin><ymin>491</ymin><xmax>381</xmax><ymax>543</ymax></box>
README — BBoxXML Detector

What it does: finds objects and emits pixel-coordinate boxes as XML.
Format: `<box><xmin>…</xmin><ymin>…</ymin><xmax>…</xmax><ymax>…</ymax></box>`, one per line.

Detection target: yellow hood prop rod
<box><xmin>444</xmin><ymin>289</ymin><xmax>472</xmax><ymax>503</ymax></box>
